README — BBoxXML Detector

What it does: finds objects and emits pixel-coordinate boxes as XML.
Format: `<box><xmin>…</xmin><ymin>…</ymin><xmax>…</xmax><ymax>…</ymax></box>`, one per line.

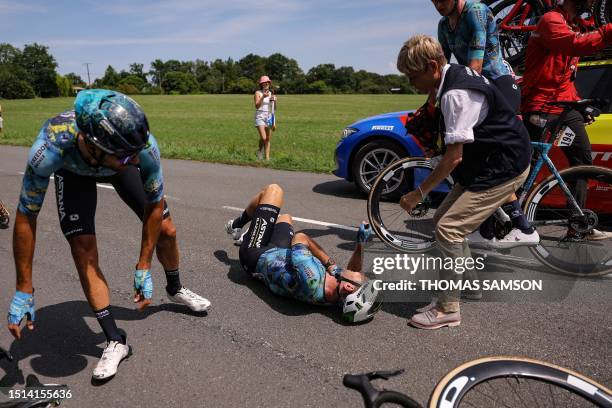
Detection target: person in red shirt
<box><xmin>521</xmin><ymin>0</ymin><xmax>612</xmax><ymax>239</ymax></box>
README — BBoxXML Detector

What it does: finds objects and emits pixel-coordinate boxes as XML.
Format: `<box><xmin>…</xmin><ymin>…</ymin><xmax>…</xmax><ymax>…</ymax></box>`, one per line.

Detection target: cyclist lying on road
<box><xmin>225</xmin><ymin>184</ymin><xmax>380</xmax><ymax>323</ymax></box>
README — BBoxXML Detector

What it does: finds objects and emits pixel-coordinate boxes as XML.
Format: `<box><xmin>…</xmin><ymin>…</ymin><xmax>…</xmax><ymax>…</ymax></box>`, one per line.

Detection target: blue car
<box><xmin>334</xmin><ymin>110</ymin><xmax>425</xmax><ymax>196</ymax></box>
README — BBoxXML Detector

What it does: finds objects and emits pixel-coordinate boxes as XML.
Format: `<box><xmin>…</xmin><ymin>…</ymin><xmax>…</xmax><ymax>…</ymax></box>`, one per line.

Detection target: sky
<box><xmin>0</xmin><ymin>0</ymin><xmax>442</xmax><ymax>82</ymax></box>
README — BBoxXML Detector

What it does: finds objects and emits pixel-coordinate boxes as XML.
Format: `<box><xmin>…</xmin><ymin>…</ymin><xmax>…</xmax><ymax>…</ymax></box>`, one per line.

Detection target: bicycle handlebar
<box><xmin>343</xmin><ymin>369</ymin><xmax>422</xmax><ymax>408</ymax></box>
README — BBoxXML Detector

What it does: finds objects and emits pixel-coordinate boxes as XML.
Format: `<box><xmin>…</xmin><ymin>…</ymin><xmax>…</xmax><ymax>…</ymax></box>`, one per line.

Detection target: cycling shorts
<box><xmin>238</xmin><ymin>204</ymin><xmax>294</xmax><ymax>274</ymax></box>
<box><xmin>54</xmin><ymin>166</ymin><xmax>170</xmax><ymax>239</ymax></box>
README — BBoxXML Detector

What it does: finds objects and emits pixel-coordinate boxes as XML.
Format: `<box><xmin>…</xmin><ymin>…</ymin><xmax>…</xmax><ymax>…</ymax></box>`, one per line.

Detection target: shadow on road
<box><xmin>214</xmin><ymin>250</ymin><xmax>347</xmax><ymax>324</ymax></box>
<box><xmin>312</xmin><ymin>180</ymin><xmax>365</xmax><ymax>200</ymax></box>
<box><xmin>0</xmin><ymin>300</ymin><xmax>204</xmax><ymax>389</ymax></box>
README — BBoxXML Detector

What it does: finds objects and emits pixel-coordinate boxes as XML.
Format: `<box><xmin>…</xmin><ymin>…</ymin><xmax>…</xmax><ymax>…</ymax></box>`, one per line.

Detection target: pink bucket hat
<box><xmin>258</xmin><ymin>75</ymin><xmax>271</xmax><ymax>85</ymax></box>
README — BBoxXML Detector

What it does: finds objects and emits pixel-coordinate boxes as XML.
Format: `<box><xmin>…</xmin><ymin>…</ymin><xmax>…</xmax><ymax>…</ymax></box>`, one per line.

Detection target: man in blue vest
<box><xmin>396</xmin><ymin>35</ymin><xmax>533</xmax><ymax>329</ymax></box>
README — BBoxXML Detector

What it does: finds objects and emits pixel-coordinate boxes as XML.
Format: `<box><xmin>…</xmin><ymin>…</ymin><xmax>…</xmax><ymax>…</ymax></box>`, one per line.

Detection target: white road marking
<box><xmin>15</xmin><ymin>171</ymin><xmax>179</xmax><ymax>199</ymax></box>
<box><xmin>222</xmin><ymin>205</ymin><xmax>358</xmax><ymax>232</ymax></box>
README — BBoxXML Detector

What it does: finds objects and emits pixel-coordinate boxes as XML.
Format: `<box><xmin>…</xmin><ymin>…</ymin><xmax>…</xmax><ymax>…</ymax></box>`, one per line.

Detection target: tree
<box><xmin>18</xmin><ymin>43</ymin><xmax>59</xmax><ymax>97</ymax></box>
<box><xmin>266</xmin><ymin>53</ymin><xmax>303</xmax><ymax>93</ymax></box>
<box><xmin>161</xmin><ymin>71</ymin><xmax>199</xmax><ymax>94</ymax></box>
<box><xmin>305</xmin><ymin>80</ymin><xmax>330</xmax><ymax>94</ymax></box>
<box><xmin>0</xmin><ymin>43</ymin><xmax>21</xmax><ymax>65</ymax></box>
<box><xmin>307</xmin><ymin>64</ymin><xmax>336</xmax><ymax>85</ymax></box>
<box><xmin>238</xmin><ymin>53</ymin><xmax>266</xmax><ymax>81</ymax></box>
<box><xmin>65</xmin><ymin>72</ymin><xmax>86</xmax><ymax>87</ymax></box>
<box><xmin>129</xmin><ymin>63</ymin><xmax>147</xmax><ymax>82</ymax></box>
<box><xmin>0</xmin><ymin>68</ymin><xmax>35</xmax><ymax>99</ymax></box>
<box><xmin>94</xmin><ymin>65</ymin><xmax>121</xmax><ymax>88</ymax></box>
<box><xmin>119</xmin><ymin>75</ymin><xmax>146</xmax><ymax>93</ymax></box>
<box><xmin>56</xmin><ymin>75</ymin><xmax>73</xmax><ymax>97</ymax></box>
<box><xmin>332</xmin><ymin>66</ymin><xmax>356</xmax><ymax>93</ymax></box>
<box><xmin>229</xmin><ymin>77</ymin><xmax>256</xmax><ymax>93</ymax></box>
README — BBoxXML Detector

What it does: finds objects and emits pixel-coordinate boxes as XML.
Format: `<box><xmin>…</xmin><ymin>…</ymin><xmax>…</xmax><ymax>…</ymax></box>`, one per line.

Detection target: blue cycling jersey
<box><xmin>18</xmin><ymin>110</ymin><xmax>164</xmax><ymax>215</ymax></box>
<box><xmin>255</xmin><ymin>243</ymin><xmax>328</xmax><ymax>305</ymax></box>
<box><xmin>438</xmin><ymin>0</ymin><xmax>510</xmax><ymax>80</ymax></box>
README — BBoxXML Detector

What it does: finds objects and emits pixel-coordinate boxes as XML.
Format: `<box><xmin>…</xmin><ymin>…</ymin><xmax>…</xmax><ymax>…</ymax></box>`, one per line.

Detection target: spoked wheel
<box><xmin>429</xmin><ymin>356</ymin><xmax>612</xmax><ymax>408</ymax></box>
<box><xmin>367</xmin><ymin>157</ymin><xmax>454</xmax><ymax>253</ymax></box>
<box><xmin>491</xmin><ymin>0</ymin><xmax>542</xmax><ymax>68</ymax></box>
<box><xmin>524</xmin><ymin>166</ymin><xmax>612</xmax><ymax>276</ymax></box>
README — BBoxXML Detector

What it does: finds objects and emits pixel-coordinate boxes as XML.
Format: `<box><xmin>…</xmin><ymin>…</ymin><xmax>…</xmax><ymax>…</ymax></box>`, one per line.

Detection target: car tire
<box><xmin>352</xmin><ymin>140</ymin><xmax>405</xmax><ymax>197</ymax></box>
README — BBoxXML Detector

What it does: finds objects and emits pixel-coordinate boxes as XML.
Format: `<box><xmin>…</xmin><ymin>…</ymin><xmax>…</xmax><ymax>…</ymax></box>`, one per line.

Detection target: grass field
<box><xmin>0</xmin><ymin>94</ymin><xmax>424</xmax><ymax>173</ymax></box>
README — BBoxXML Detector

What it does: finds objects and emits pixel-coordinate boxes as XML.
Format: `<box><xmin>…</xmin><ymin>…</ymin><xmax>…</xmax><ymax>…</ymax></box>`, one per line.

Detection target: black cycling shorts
<box><xmin>54</xmin><ymin>166</ymin><xmax>170</xmax><ymax>239</ymax></box>
<box><xmin>238</xmin><ymin>204</ymin><xmax>294</xmax><ymax>274</ymax></box>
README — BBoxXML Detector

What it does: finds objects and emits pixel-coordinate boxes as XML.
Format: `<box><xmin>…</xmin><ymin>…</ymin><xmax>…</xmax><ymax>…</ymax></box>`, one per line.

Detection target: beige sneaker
<box><xmin>409</xmin><ymin>308</ymin><xmax>461</xmax><ymax>330</ymax></box>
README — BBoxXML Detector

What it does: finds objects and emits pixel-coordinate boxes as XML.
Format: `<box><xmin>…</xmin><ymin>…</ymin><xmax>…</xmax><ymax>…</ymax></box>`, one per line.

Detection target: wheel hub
<box><xmin>569</xmin><ymin>209</ymin><xmax>598</xmax><ymax>234</ymax></box>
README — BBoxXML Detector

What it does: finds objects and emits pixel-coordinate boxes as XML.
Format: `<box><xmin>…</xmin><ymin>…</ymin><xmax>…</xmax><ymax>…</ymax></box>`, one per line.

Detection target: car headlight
<box><xmin>341</xmin><ymin>127</ymin><xmax>358</xmax><ymax>140</ymax></box>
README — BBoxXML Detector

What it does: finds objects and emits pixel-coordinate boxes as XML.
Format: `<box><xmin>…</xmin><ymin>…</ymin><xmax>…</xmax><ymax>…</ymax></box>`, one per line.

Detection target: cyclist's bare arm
<box><xmin>291</xmin><ymin>233</ymin><xmax>334</xmax><ymax>266</ymax></box>
<box><xmin>10</xmin><ymin>211</ymin><xmax>37</xmax><ymax>338</ymax></box>
<box><xmin>469</xmin><ymin>59</ymin><xmax>483</xmax><ymax>74</ymax></box>
<box><xmin>345</xmin><ymin>243</ymin><xmax>363</xmax><ymax>273</ymax></box>
<box><xmin>137</xmin><ymin>199</ymin><xmax>164</xmax><ymax>270</ymax></box>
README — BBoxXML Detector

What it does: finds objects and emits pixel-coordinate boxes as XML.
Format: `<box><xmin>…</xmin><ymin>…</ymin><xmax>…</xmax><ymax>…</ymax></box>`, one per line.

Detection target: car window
<box><xmin>575</xmin><ymin>64</ymin><xmax>612</xmax><ymax>113</ymax></box>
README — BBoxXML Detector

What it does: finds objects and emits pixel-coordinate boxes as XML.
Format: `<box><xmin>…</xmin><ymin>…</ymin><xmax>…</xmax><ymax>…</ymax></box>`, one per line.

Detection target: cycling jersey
<box><xmin>438</xmin><ymin>0</ymin><xmax>510</xmax><ymax>80</ymax></box>
<box><xmin>521</xmin><ymin>7</ymin><xmax>612</xmax><ymax>114</ymax></box>
<box><xmin>18</xmin><ymin>110</ymin><xmax>164</xmax><ymax>216</ymax></box>
<box><xmin>255</xmin><ymin>243</ymin><xmax>328</xmax><ymax>305</ymax></box>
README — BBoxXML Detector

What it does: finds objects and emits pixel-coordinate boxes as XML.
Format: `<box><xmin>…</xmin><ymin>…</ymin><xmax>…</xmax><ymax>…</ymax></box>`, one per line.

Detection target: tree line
<box><xmin>0</xmin><ymin>42</ymin><xmax>415</xmax><ymax>99</ymax></box>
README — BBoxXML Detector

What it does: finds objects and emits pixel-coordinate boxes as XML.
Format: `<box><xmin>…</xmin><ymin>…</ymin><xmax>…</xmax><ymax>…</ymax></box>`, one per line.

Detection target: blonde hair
<box><xmin>397</xmin><ymin>34</ymin><xmax>447</xmax><ymax>75</ymax></box>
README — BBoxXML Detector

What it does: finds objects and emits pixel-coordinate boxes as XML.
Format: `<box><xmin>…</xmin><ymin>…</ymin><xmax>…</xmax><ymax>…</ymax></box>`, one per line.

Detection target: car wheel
<box><xmin>352</xmin><ymin>140</ymin><xmax>404</xmax><ymax>196</ymax></box>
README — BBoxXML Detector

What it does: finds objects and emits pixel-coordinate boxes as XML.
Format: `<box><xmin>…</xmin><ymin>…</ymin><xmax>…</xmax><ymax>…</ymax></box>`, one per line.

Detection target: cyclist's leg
<box><xmin>238</xmin><ymin>184</ymin><xmax>284</xmax><ymax>274</ymax></box>
<box><xmin>106</xmin><ymin>166</ymin><xmax>182</xmax><ymax>288</ymax></box>
<box><xmin>559</xmin><ymin>110</ymin><xmax>592</xmax><ymax>207</ymax></box>
<box><xmin>54</xmin><ymin>169</ymin><xmax>124</xmax><ymax>344</ymax></box>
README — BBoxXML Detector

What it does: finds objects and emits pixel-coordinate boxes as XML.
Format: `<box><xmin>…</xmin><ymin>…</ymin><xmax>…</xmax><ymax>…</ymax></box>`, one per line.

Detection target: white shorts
<box><xmin>254</xmin><ymin>111</ymin><xmax>270</xmax><ymax>127</ymax></box>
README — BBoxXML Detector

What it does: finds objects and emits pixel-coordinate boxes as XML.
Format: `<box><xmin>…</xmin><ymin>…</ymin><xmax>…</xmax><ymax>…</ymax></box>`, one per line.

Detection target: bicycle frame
<box><xmin>518</xmin><ymin>141</ymin><xmax>585</xmax><ymax>219</ymax></box>
<box><xmin>498</xmin><ymin>0</ymin><xmax>551</xmax><ymax>32</ymax></box>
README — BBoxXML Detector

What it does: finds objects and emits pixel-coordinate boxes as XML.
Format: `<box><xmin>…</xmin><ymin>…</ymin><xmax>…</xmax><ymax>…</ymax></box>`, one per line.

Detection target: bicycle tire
<box><xmin>367</xmin><ymin>157</ymin><xmax>454</xmax><ymax>253</ymax></box>
<box><xmin>374</xmin><ymin>391</ymin><xmax>422</xmax><ymax>408</ymax></box>
<box><xmin>491</xmin><ymin>0</ymin><xmax>543</xmax><ymax>68</ymax></box>
<box><xmin>429</xmin><ymin>356</ymin><xmax>612</xmax><ymax>408</ymax></box>
<box><xmin>523</xmin><ymin>165</ymin><xmax>612</xmax><ymax>276</ymax></box>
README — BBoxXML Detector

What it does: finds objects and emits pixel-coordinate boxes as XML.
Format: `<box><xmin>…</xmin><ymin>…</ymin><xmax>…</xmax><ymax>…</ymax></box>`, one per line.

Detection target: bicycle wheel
<box><xmin>367</xmin><ymin>157</ymin><xmax>454</xmax><ymax>253</ymax></box>
<box><xmin>523</xmin><ymin>165</ymin><xmax>612</xmax><ymax>276</ymax></box>
<box><xmin>429</xmin><ymin>356</ymin><xmax>612</xmax><ymax>408</ymax></box>
<box><xmin>491</xmin><ymin>0</ymin><xmax>542</xmax><ymax>68</ymax></box>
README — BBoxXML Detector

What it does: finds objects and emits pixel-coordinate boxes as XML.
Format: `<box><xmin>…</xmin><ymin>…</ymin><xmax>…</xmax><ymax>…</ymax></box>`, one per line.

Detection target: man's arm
<box><xmin>538</xmin><ymin>13</ymin><xmax>612</xmax><ymax>56</ymax></box>
<box><xmin>137</xmin><ymin>199</ymin><xmax>164</xmax><ymax>270</ymax></box>
<box><xmin>13</xmin><ymin>211</ymin><xmax>37</xmax><ymax>293</ymax></box>
<box><xmin>465</xmin><ymin>3</ymin><xmax>488</xmax><ymax>74</ymax></box>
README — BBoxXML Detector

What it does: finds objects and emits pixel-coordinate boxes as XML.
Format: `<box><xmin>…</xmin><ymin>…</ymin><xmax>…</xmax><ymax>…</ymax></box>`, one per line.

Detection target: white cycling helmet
<box><xmin>342</xmin><ymin>280</ymin><xmax>382</xmax><ymax>323</ymax></box>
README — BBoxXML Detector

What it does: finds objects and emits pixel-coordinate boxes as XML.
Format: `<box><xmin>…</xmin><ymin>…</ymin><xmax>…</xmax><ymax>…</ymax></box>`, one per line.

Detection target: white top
<box><xmin>436</xmin><ymin>64</ymin><xmax>489</xmax><ymax>145</ymax></box>
<box><xmin>256</xmin><ymin>90</ymin><xmax>272</xmax><ymax>113</ymax></box>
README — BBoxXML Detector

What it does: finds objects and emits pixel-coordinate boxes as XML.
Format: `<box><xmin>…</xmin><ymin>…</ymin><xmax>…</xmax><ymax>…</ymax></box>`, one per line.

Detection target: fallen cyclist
<box><xmin>8</xmin><ymin>89</ymin><xmax>210</xmax><ymax>381</ymax></box>
<box><xmin>225</xmin><ymin>183</ymin><xmax>380</xmax><ymax>323</ymax></box>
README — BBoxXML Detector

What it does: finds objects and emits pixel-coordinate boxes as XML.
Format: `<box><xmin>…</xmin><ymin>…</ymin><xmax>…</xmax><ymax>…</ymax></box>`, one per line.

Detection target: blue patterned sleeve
<box><xmin>18</xmin><ymin>125</ymin><xmax>64</xmax><ymax>216</ymax></box>
<box><xmin>137</xmin><ymin>133</ymin><xmax>164</xmax><ymax>203</ymax></box>
<box><xmin>465</xmin><ymin>3</ymin><xmax>488</xmax><ymax>62</ymax></box>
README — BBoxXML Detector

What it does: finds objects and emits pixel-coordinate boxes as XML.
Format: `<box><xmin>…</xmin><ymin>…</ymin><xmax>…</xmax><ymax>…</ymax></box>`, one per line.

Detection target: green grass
<box><xmin>0</xmin><ymin>94</ymin><xmax>424</xmax><ymax>173</ymax></box>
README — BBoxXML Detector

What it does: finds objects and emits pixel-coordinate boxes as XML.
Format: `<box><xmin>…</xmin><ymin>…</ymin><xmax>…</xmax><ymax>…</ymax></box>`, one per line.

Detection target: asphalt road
<box><xmin>0</xmin><ymin>145</ymin><xmax>610</xmax><ymax>407</ymax></box>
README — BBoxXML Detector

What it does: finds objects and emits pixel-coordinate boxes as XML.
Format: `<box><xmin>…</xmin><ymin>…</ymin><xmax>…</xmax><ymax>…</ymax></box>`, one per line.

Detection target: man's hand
<box><xmin>399</xmin><ymin>190</ymin><xmax>423</xmax><ymax>214</ymax></box>
<box><xmin>7</xmin><ymin>291</ymin><xmax>35</xmax><ymax>339</ymax></box>
<box><xmin>133</xmin><ymin>268</ymin><xmax>153</xmax><ymax>311</ymax></box>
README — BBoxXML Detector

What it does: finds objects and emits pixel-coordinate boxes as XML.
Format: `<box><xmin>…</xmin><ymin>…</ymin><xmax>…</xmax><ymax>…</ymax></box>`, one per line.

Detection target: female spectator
<box><xmin>254</xmin><ymin>76</ymin><xmax>276</xmax><ymax>161</ymax></box>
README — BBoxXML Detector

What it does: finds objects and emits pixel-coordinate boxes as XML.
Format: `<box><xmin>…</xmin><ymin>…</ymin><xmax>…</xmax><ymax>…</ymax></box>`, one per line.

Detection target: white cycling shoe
<box><xmin>467</xmin><ymin>228</ymin><xmax>540</xmax><ymax>249</ymax></box>
<box><xmin>167</xmin><ymin>287</ymin><xmax>211</xmax><ymax>312</ymax></box>
<box><xmin>496</xmin><ymin>228</ymin><xmax>540</xmax><ymax>248</ymax></box>
<box><xmin>225</xmin><ymin>219</ymin><xmax>242</xmax><ymax>240</ymax></box>
<box><xmin>92</xmin><ymin>340</ymin><xmax>131</xmax><ymax>380</ymax></box>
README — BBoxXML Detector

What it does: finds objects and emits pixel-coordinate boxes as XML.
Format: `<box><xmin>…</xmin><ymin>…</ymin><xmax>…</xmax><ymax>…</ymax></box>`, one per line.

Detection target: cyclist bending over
<box><xmin>521</xmin><ymin>0</ymin><xmax>612</xmax><ymax>240</ymax></box>
<box><xmin>8</xmin><ymin>89</ymin><xmax>210</xmax><ymax>381</ymax></box>
<box><xmin>397</xmin><ymin>35</ymin><xmax>532</xmax><ymax>329</ymax></box>
<box><xmin>225</xmin><ymin>184</ymin><xmax>379</xmax><ymax>323</ymax></box>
